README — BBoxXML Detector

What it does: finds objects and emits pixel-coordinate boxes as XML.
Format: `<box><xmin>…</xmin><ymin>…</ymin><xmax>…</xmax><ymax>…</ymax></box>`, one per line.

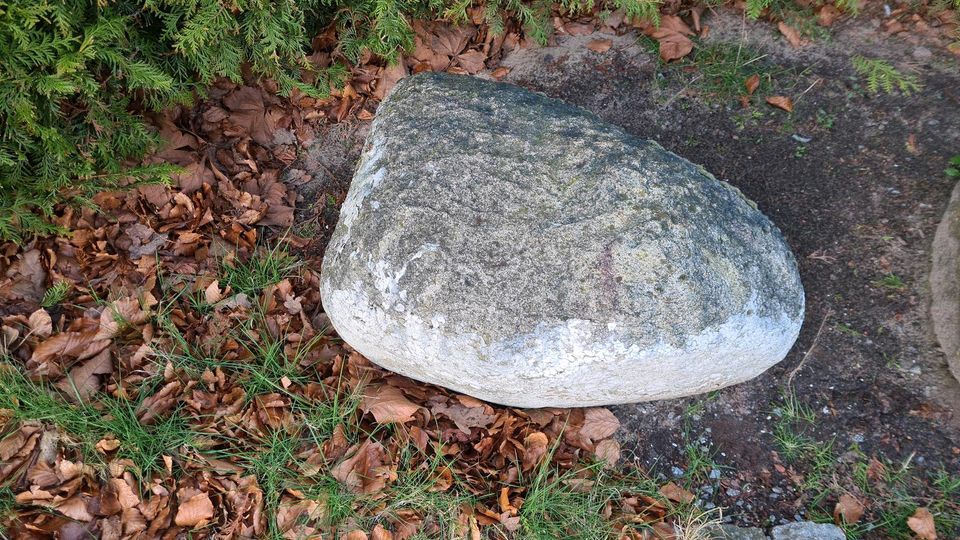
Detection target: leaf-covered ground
<box><xmin>2</xmin><ymin>1</ymin><xmax>960</xmax><ymax>539</ymax></box>
<box><xmin>0</xmin><ymin>88</ymin><xmax>687</xmax><ymax>536</ymax></box>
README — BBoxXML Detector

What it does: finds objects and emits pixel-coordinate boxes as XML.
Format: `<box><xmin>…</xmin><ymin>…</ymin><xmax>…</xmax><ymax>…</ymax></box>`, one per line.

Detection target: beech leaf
<box><xmin>907</xmin><ymin>507</ymin><xmax>937</xmax><ymax>540</ymax></box>
<box><xmin>834</xmin><ymin>493</ymin><xmax>865</xmax><ymax>524</ymax></box>
<box><xmin>659</xmin><ymin>482</ymin><xmax>695</xmax><ymax>504</ymax></box>
<box><xmin>175</xmin><ymin>492</ymin><xmax>215</xmax><ymax>527</ymax></box>
<box><xmin>766</xmin><ymin>96</ymin><xmax>794</xmax><ymax>112</ymax></box>
<box><xmin>777</xmin><ymin>22</ymin><xmax>804</xmax><ymax>47</ymax></box>
<box><xmin>28</xmin><ymin>309</ymin><xmax>53</xmax><ymax>338</ymax></box>
<box><xmin>745</xmin><ymin>74</ymin><xmax>761</xmax><ymax>96</ymax></box>
<box><xmin>580</xmin><ymin>407</ymin><xmax>620</xmax><ymax>440</ymax></box>
<box><xmin>362</xmin><ymin>385</ymin><xmax>420</xmax><ymax>424</ymax></box>
<box><xmin>587</xmin><ymin>39</ymin><xmax>613</xmax><ymax>53</ymax></box>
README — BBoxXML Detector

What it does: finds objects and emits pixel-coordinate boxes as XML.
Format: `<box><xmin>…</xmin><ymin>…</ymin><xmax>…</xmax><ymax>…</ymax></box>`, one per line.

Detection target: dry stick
<box><xmin>786</xmin><ymin>307</ymin><xmax>833</xmax><ymax>388</ymax></box>
<box><xmin>660</xmin><ymin>74</ymin><xmax>704</xmax><ymax>110</ymax></box>
<box><xmin>793</xmin><ymin>77</ymin><xmax>823</xmax><ymax>105</ymax></box>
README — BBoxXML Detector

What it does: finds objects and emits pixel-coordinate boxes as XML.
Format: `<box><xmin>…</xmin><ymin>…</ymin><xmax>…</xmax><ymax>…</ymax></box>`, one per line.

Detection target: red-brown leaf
<box><xmin>175</xmin><ymin>492</ymin><xmax>215</xmax><ymax>527</ymax></box>
<box><xmin>834</xmin><ymin>493</ymin><xmax>865</xmax><ymax>524</ymax></box>
<box><xmin>659</xmin><ymin>481</ymin><xmax>695</xmax><ymax>504</ymax></box>
<box><xmin>649</xmin><ymin>15</ymin><xmax>695</xmax><ymax>62</ymax></box>
<box><xmin>744</xmin><ymin>74</ymin><xmax>761</xmax><ymax>95</ymax></box>
<box><xmin>587</xmin><ymin>39</ymin><xmax>613</xmax><ymax>53</ymax></box>
<box><xmin>766</xmin><ymin>95</ymin><xmax>794</xmax><ymax>112</ymax></box>
<box><xmin>362</xmin><ymin>385</ymin><xmax>421</xmax><ymax>424</ymax></box>
<box><xmin>907</xmin><ymin>507</ymin><xmax>937</xmax><ymax>540</ymax></box>
<box><xmin>777</xmin><ymin>22</ymin><xmax>805</xmax><ymax>47</ymax></box>
<box><xmin>580</xmin><ymin>407</ymin><xmax>620</xmax><ymax>440</ymax></box>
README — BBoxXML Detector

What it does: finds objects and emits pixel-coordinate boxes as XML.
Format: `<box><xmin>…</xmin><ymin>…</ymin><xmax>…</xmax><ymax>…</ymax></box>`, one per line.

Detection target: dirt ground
<box><xmin>295</xmin><ymin>8</ymin><xmax>960</xmax><ymax>533</ymax></box>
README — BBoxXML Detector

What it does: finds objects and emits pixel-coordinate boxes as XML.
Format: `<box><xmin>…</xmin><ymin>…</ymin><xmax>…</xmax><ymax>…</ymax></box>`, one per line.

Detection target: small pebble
<box><xmin>709</xmin><ymin>469</ymin><xmax>722</xmax><ymax>480</ymax></box>
<box><xmin>671</xmin><ymin>466</ymin><xmax>685</xmax><ymax>477</ymax></box>
<box><xmin>912</xmin><ymin>46</ymin><xmax>933</xmax><ymax>60</ymax></box>
<box><xmin>727</xmin><ymin>488</ymin><xmax>742</xmax><ymax>497</ymax></box>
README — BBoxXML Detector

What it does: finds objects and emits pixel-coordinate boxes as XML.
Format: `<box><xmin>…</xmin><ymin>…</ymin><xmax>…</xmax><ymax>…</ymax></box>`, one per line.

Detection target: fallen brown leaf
<box><xmin>175</xmin><ymin>492</ymin><xmax>214</xmax><ymax>527</ymax></box>
<box><xmin>372</xmin><ymin>524</ymin><xmax>393</xmax><ymax>540</ymax></box>
<box><xmin>649</xmin><ymin>15</ymin><xmax>694</xmax><ymax>62</ymax></box>
<box><xmin>587</xmin><ymin>39</ymin><xmax>613</xmax><ymax>53</ymax></box>
<box><xmin>28</xmin><ymin>309</ymin><xmax>53</xmax><ymax>338</ymax></box>
<box><xmin>374</xmin><ymin>60</ymin><xmax>408</xmax><ymax>100</ymax></box>
<box><xmin>906</xmin><ymin>133</ymin><xmax>920</xmax><ymax>155</ymax></box>
<box><xmin>110</xmin><ymin>478</ymin><xmax>140</xmax><ymax>511</ymax></box>
<box><xmin>56</xmin><ymin>495</ymin><xmax>94</xmax><ymax>521</ymax></box>
<box><xmin>834</xmin><ymin>493</ymin><xmax>865</xmax><ymax>524</ymax></box>
<box><xmin>332</xmin><ymin>439</ymin><xmax>389</xmax><ymax>494</ymax></box>
<box><xmin>766</xmin><ymin>95</ymin><xmax>794</xmax><ymax>112</ymax></box>
<box><xmin>744</xmin><ymin>74</ymin><xmax>761</xmax><ymax>95</ymax></box>
<box><xmin>658</xmin><ymin>481</ymin><xmax>695</xmax><ymax>504</ymax></box>
<box><xmin>818</xmin><ymin>5</ymin><xmax>841</xmax><ymax>26</ymax></box>
<box><xmin>594</xmin><ymin>439</ymin><xmax>620</xmax><ymax>468</ymax></box>
<box><xmin>777</xmin><ymin>22</ymin><xmax>804</xmax><ymax>47</ymax></box>
<box><xmin>580</xmin><ymin>407</ymin><xmax>620</xmax><ymax>440</ymax></box>
<box><xmin>866</xmin><ymin>457</ymin><xmax>886</xmax><ymax>482</ymax></box>
<box><xmin>499</xmin><ymin>487</ymin><xmax>518</xmax><ymax>514</ymax></box>
<box><xmin>456</xmin><ymin>50</ymin><xmax>487</xmax><ymax>74</ymax></box>
<box><xmin>907</xmin><ymin>507</ymin><xmax>937</xmax><ymax>540</ymax></box>
<box><xmin>362</xmin><ymin>385</ymin><xmax>421</xmax><ymax>424</ymax></box>
<box><xmin>56</xmin><ymin>348</ymin><xmax>112</xmax><ymax>399</ymax></box>
<box><xmin>431</xmin><ymin>401</ymin><xmax>495</xmax><ymax>432</ymax></box>
<box><xmin>563</xmin><ymin>22</ymin><xmax>594</xmax><ymax>36</ymax></box>
<box><xmin>522</xmin><ymin>431</ymin><xmax>550</xmax><ymax>471</ymax></box>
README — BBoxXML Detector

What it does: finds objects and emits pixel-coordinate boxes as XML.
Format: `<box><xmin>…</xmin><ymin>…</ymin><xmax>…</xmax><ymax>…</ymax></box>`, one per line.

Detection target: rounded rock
<box><xmin>320</xmin><ymin>73</ymin><xmax>804</xmax><ymax>407</ymax></box>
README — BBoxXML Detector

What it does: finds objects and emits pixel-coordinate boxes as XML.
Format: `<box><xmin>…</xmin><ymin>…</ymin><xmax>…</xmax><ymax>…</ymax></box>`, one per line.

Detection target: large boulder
<box><xmin>931</xmin><ymin>178</ymin><xmax>960</xmax><ymax>383</ymax></box>
<box><xmin>320</xmin><ymin>73</ymin><xmax>804</xmax><ymax>408</ymax></box>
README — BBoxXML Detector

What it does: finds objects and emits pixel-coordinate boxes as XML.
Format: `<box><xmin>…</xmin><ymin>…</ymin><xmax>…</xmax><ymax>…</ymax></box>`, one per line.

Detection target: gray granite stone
<box><xmin>320</xmin><ymin>72</ymin><xmax>805</xmax><ymax>407</ymax></box>
<box><xmin>770</xmin><ymin>522</ymin><xmax>846</xmax><ymax>540</ymax></box>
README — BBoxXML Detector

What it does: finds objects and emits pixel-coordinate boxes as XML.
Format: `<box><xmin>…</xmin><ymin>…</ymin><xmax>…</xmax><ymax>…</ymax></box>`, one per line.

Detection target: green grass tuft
<box><xmin>220</xmin><ymin>245</ymin><xmax>302</xmax><ymax>298</ymax></box>
<box><xmin>0</xmin><ymin>365</ymin><xmax>194</xmax><ymax>478</ymax></box>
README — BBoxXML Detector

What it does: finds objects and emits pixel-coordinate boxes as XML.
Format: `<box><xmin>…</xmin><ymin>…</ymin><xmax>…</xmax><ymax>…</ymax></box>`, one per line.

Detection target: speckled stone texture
<box><xmin>768</xmin><ymin>522</ymin><xmax>845</xmax><ymax>540</ymax></box>
<box><xmin>319</xmin><ymin>72</ymin><xmax>804</xmax><ymax>407</ymax></box>
<box><xmin>931</xmin><ymin>179</ymin><xmax>960</xmax><ymax>383</ymax></box>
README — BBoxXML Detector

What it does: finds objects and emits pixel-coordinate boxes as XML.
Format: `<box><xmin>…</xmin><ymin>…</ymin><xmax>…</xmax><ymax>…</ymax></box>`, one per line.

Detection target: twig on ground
<box><xmin>786</xmin><ymin>307</ymin><xmax>833</xmax><ymax>388</ymax></box>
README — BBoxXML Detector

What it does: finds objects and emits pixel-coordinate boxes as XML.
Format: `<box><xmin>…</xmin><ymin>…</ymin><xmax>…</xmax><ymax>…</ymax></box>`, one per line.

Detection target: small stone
<box><xmin>770</xmin><ymin>522</ymin><xmax>845</xmax><ymax>540</ymax></box>
<box><xmin>912</xmin><ymin>46</ymin><xmax>933</xmax><ymax>60</ymax></box>
<box><xmin>671</xmin><ymin>466</ymin><xmax>685</xmax><ymax>478</ymax></box>
<box><xmin>706</xmin><ymin>524</ymin><xmax>766</xmax><ymax>540</ymax></box>
<box><xmin>726</xmin><ymin>488</ymin><xmax>742</xmax><ymax>497</ymax></box>
<box><xmin>709</xmin><ymin>468</ymin><xmax>722</xmax><ymax>479</ymax></box>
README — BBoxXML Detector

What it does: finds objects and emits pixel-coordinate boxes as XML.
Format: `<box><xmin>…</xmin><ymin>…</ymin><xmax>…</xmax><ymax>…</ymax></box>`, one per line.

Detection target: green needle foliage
<box><xmin>0</xmin><ymin>0</ymin><xmax>334</xmax><ymax>243</ymax></box>
<box><xmin>852</xmin><ymin>56</ymin><xmax>922</xmax><ymax>96</ymax></box>
<box><xmin>0</xmin><ymin>0</ymin><xmax>664</xmax><ymax>243</ymax></box>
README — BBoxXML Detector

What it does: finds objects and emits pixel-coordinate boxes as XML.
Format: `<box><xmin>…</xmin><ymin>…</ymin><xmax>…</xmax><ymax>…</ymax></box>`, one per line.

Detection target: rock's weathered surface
<box><xmin>769</xmin><ymin>522</ymin><xmax>845</xmax><ymax>540</ymax></box>
<box><xmin>707</xmin><ymin>524</ymin><xmax>767</xmax><ymax>540</ymax></box>
<box><xmin>320</xmin><ymin>73</ymin><xmax>804</xmax><ymax>407</ymax></box>
<box><xmin>931</xmin><ymin>179</ymin><xmax>960</xmax><ymax>383</ymax></box>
